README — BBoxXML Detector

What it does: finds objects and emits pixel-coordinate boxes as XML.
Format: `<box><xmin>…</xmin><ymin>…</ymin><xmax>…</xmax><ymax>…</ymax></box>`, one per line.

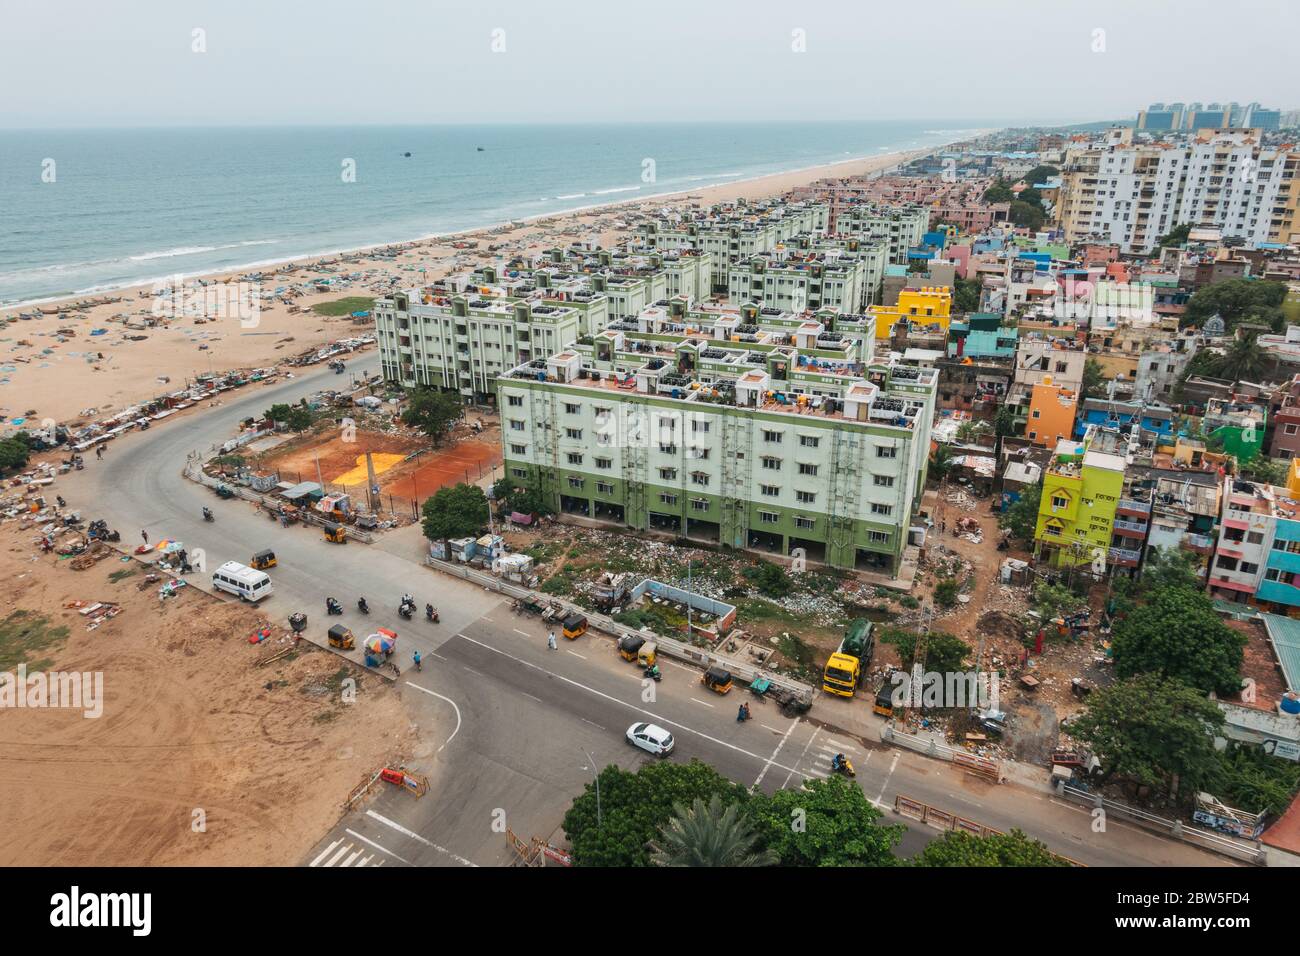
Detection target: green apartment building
<box><xmin>495</xmin><ymin>311</ymin><xmax>936</xmax><ymax>575</ymax></box>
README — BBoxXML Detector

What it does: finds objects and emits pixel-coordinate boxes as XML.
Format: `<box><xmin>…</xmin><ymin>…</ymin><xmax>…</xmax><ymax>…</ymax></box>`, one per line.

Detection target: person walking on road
<box><xmin>547</xmin><ymin>631</ymin><xmax>557</xmax><ymax>650</ymax></box>
<box><xmin>141</xmin><ymin>529</ymin><xmax>148</xmax><ymax>545</ymax></box>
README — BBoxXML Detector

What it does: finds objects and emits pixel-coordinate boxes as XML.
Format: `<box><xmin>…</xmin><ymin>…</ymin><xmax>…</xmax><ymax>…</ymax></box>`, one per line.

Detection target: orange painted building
<box><xmin>1026</xmin><ymin>379</ymin><xmax>1079</xmax><ymax>448</ymax></box>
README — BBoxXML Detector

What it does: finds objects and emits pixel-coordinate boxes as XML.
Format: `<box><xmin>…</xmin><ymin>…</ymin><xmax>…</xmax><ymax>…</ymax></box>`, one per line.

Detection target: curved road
<box><xmin>55</xmin><ymin>357</ymin><xmax>1227</xmax><ymax>867</ymax></box>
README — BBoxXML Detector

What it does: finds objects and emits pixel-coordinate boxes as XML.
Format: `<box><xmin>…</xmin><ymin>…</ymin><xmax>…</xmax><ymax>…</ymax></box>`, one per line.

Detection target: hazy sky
<box><xmin>1</xmin><ymin>0</ymin><xmax>1295</xmax><ymax>128</ymax></box>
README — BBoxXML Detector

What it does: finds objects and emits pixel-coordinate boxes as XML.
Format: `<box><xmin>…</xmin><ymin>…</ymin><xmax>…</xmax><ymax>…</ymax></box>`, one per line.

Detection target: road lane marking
<box><xmin>404</xmin><ymin>680</ymin><xmax>462</xmax><ymax>752</ymax></box>
<box><xmin>483</xmin><ymin>617</ymin><xmax>496</xmax><ymax>624</ymax></box>
<box><xmin>762</xmin><ymin>724</ymin><xmax>782</xmax><ymax>733</ymax></box>
<box><xmin>690</xmin><ymin>697</ymin><xmax>715</xmax><ymax>708</ymax></box>
<box><xmin>310</xmin><ymin>839</ymin><xmax>342</xmax><ymax>867</ymax></box>
<box><xmin>344</xmin><ymin>828</ymin><xmax>410</xmax><ymax>865</ymax></box>
<box><xmin>452</xmin><ymin>631</ymin><xmax>808</xmax><ymax>778</ymax></box>
<box><xmin>365</xmin><ymin>810</ymin><xmax>478</xmax><ymax>867</ymax></box>
<box><xmin>876</xmin><ymin>751</ymin><xmax>900</xmax><ymax>806</ymax></box>
<box><xmin>581</xmin><ymin>718</ymin><xmax>605</xmax><ymax>730</ymax></box>
<box><xmin>753</xmin><ymin>718</ymin><xmax>800</xmax><ymax>789</ymax></box>
<box><xmin>324</xmin><ymin>844</ymin><xmax>350</xmax><ymax>867</ymax></box>
<box><xmin>512</xmin><ymin>629</ymin><xmax>530</xmax><ymax>637</ymax></box>
<box><xmin>783</xmin><ymin>727</ymin><xmax>821</xmax><ymax>789</ymax></box>
<box><xmin>566</xmin><ymin>650</ymin><xmax>586</xmax><ymax>659</ymax></box>
<box><xmin>522</xmin><ymin>692</ymin><xmax>542</xmax><ymax>703</ymax></box>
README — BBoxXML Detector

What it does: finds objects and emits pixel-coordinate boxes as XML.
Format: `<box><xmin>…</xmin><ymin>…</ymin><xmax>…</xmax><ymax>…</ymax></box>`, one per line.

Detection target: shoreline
<box><xmin>2</xmin><ymin>136</ymin><xmax>986</xmax><ymax>312</ymax></box>
<box><xmin>0</xmin><ymin>133</ymin><xmax>989</xmax><ymax>423</ymax></box>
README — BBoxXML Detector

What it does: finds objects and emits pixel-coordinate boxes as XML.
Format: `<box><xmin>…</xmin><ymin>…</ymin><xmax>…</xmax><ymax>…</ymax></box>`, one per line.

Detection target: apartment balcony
<box><xmin>1184</xmin><ymin>533</ymin><xmax>1215</xmax><ymax>555</ymax></box>
<box><xmin>1112</xmin><ymin>518</ymin><xmax>1149</xmax><ymax>537</ymax></box>
<box><xmin>1108</xmin><ymin>546</ymin><xmax>1141</xmax><ymax>567</ymax></box>
<box><xmin>1117</xmin><ymin>497</ymin><xmax>1152</xmax><ymax>517</ymax></box>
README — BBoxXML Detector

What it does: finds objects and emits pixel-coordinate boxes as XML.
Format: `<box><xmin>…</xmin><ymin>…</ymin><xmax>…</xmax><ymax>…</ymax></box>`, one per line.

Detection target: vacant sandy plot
<box><xmin>0</xmin><ymin>522</ymin><xmax>416</xmax><ymax>866</ymax></box>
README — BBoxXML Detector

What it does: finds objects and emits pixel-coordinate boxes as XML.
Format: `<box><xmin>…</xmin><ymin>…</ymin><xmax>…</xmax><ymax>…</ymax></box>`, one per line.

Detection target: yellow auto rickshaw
<box><xmin>328</xmin><ymin>623</ymin><xmax>355</xmax><ymax>650</ymax></box>
<box><xmin>702</xmin><ymin>666</ymin><xmax>734</xmax><ymax>695</ymax></box>
<box><xmin>250</xmin><ymin>549</ymin><xmax>277</xmax><ymax>570</ymax></box>
<box><xmin>562</xmin><ymin>613</ymin><xmax>588</xmax><ymax>640</ymax></box>
<box><xmin>322</xmin><ymin>522</ymin><xmax>347</xmax><ymax>544</ymax></box>
<box><xmin>618</xmin><ymin>634</ymin><xmax>645</xmax><ymax>662</ymax></box>
<box><xmin>637</xmin><ymin>640</ymin><xmax>658</xmax><ymax>668</ymax></box>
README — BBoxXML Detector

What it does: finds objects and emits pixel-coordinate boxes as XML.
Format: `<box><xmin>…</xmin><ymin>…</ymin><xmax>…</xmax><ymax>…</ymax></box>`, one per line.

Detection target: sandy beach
<box><xmin>1</xmin><ymin>146</ymin><xmax>938</xmax><ymax>425</ymax></box>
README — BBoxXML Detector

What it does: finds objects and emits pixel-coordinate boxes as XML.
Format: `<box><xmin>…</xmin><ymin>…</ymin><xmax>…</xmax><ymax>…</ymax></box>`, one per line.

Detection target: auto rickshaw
<box><xmin>250</xmin><ymin>549</ymin><xmax>277</xmax><ymax>570</ymax></box>
<box><xmin>562</xmin><ymin>613</ymin><xmax>588</xmax><ymax>640</ymax></box>
<box><xmin>637</xmin><ymin>640</ymin><xmax>658</xmax><ymax>668</ymax></box>
<box><xmin>328</xmin><ymin>623</ymin><xmax>355</xmax><ymax>650</ymax></box>
<box><xmin>618</xmin><ymin>634</ymin><xmax>646</xmax><ymax>662</ymax></box>
<box><xmin>702</xmin><ymin>666</ymin><xmax>734</xmax><ymax>695</ymax></box>
<box><xmin>322</xmin><ymin>522</ymin><xmax>347</xmax><ymax>544</ymax></box>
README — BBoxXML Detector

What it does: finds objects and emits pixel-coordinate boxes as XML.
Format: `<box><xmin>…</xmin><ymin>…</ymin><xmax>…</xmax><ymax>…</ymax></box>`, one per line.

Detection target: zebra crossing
<box><xmin>309</xmin><ymin>838</ymin><xmax>386</xmax><ymax>868</ymax></box>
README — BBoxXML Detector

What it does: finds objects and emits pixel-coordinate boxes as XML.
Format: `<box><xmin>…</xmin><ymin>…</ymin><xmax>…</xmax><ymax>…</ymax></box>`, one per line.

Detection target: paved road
<box><xmin>58</xmin><ymin>356</ymin><xmax>1229</xmax><ymax>867</ymax></box>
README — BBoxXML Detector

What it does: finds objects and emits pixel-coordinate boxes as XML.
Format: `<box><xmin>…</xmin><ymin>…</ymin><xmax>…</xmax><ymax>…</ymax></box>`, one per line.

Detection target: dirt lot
<box><xmin>0</xmin><ymin>521</ymin><xmax>416</xmax><ymax>866</ymax></box>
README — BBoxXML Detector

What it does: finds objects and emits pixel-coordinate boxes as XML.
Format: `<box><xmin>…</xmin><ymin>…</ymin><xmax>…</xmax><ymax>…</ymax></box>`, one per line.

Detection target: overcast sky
<box><xmin>1</xmin><ymin>0</ymin><xmax>1295</xmax><ymax>128</ymax></box>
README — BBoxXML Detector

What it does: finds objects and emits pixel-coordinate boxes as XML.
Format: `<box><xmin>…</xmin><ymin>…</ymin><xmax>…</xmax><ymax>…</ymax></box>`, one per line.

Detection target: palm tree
<box><xmin>649</xmin><ymin>796</ymin><xmax>777</xmax><ymax>867</ymax></box>
<box><xmin>1215</xmin><ymin>334</ymin><xmax>1267</xmax><ymax>383</ymax></box>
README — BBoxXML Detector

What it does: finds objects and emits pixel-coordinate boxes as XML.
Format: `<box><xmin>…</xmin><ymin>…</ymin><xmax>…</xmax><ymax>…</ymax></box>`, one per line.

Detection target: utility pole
<box><xmin>580</xmin><ymin>748</ymin><xmax>602</xmax><ymax>828</ymax></box>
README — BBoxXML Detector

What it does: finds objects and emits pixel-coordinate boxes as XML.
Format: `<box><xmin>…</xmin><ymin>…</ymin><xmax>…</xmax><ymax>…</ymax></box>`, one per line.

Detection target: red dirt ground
<box><xmin>380</xmin><ymin>438</ymin><xmax>501</xmax><ymax>502</ymax></box>
<box><xmin>256</xmin><ymin>431</ymin><xmax>423</xmax><ymax>488</ymax></box>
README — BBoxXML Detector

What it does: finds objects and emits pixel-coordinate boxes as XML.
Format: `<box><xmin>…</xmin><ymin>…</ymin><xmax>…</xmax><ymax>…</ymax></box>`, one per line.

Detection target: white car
<box><xmin>626</xmin><ymin>722</ymin><xmax>674</xmax><ymax>757</ymax></box>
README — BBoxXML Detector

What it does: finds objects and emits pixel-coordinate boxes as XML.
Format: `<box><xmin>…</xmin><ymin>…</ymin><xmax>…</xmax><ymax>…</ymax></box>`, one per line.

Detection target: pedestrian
<box><xmin>141</xmin><ymin>529</ymin><xmax>148</xmax><ymax>545</ymax></box>
<box><xmin>547</xmin><ymin>631</ymin><xmax>557</xmax><ymax>650</ymax></box>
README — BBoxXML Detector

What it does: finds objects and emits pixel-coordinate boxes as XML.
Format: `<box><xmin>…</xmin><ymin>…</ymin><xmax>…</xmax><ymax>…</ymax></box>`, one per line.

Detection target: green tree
<box><xmin>993</xmin><ymin>404</ymin><xmax>1018</xmax><ymax>439</ymax></box>
<box><xmin>1022</xmin><ymin>165</ymin><xmax>1060</xmax><ymax>185</ymax></box>
<box><xmin>743</xmin><ymin>560</ymin><xmax>792</xmax><ymax>598</ymax></box>
<box><xmin>490</xmin><ymin>477</ymin><xmax>552</xmax><ymax>517</ymax></box>
<box><xmin>1214</xmin><ymin>334</ymin><xmax>1269</xmax><ymax>382</ymax></box>
<box><xmin>952</xmin><ymin>276</ymin><xmax>983</xmax><ymax>314</ymax></box>
<box><xmin>0</xmin><ymin>436</ymin><xmax>31</xmax><ymax>475</ymax></box>
<box><xmin>1212</xmin><ymin>745</ymin><xmax>1300</xmax><ymax>817</ymax></box>
<box><xmin>1182</xmin><ymin>278</ymin><xmax>1288</xmax><ymax>332</ymax></box>
<box><xmin>1110</xmin><ymin>586</ymin><xmax>1245</xmax><ymax>695</ymax></box>
<box><xmin>1080</xmin><ymin>357</ymin><xmax>1107</xmax><ymax>400</ymax></box>
<box><xmin>421</xmin><ymin>482</ymin><xmax>488</xmax><ymax>555</ymax></box>
<box><xmin>934</xmin><ymin>578</ymin><xmax>961</xmax><ymax>608</ymax></box>
<box><xmin>983</xmin><ymin>180</ymin><xmax>1014</xmax><ymax>204</ymax></box>
<box><xmin>910</xmin><ymin>828</ymin><xmax>1068</xmax><ymax>867</ymax></box>
<box><xmin>1008</xmin><ymin>200</ymin><xmax>1045</xmax><ymax>232</ymax></box>
<box><xmin>1156</xmin><ymin>223</ymin><xmax>1192</xmax><ymax>248</ymax></box>
<box><xmin>1069</xmin><ymin>674</ymin><xmax>1225</xmax><ymax>794</ymax></box>
<box><xmin>880</xmin><ymin>627</ymin><xmax>969</xmax><ymax>674</ymax></box>
<box><xmin>1241</xmin><ymin>455</ymin><xmax>1288</xmax><ymax>486</ymax></box>
<box><xmin>649</xmin><ymin>795</ymin><xmax>777</xmax><ymax>867</ymax></box>
<box><xmin>999</xmin><ymin>479</ymin><xmax>1041</xmax><ymax>543</ymax></box>
<box><xmin>402</xmin><ymin>387</ymin><xmax>462</xmax><ymax>445</ymax></box>
<box><xmin>562</xmin><ymin>759</ymin><xmax>747</xmax><ymax>867</ymax></box>
<box><xmin>929</xmin><ymin>443</ymin><xmax>955</xmax><ymax>482</ymax></box>
<box><xmin>747</xmin><ymin>775</ymin><xmax>902</xmax><ymax>866</ymax></box>
<box><xmin>1032</xmin><ymin>580</ymin><xmax>1085</xmax><ymax>619</ymax></box>
<box><xmin>1138</xmin><ymin>547</ymin><xmax>1202</xmax><ymax>594</ymax></box>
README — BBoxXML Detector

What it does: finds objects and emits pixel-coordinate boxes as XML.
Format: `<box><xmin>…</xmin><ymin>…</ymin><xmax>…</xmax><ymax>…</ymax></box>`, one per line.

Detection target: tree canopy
<box><xmin>999</xmin><ymin>479</ymin><xmax>1041</xmax><ymax>543</ymax></box>
<box><xmin>650</xmin><ymin>795</ymin><xmax>776</xmax><ymax>867</ymax></box>
<box><xmin>402</xmin><ymin>387</ymin><xmax>462</xmax><ymax>444</ymax></box>
<box><xmin>880</xmin><ymin>627</ymin><xmax>969</xmax><ymax>675</ymax></box>
<box><xmin>746</xmin><ymin>775</ymin><xmax>902</xmax><ymax>866</ymax></box>
<box><xmin>563</xmin><ymin>759</ymin><xmax>747</xmax><ymax>867</ymax></box>
<box><xmin>1069</xmin><ymin>674</ymin><xmax>1225</xmax><ymax>794</ymax></box>
<box><xmin>420</xmin><ymin>482</ymin><xmax>488</xmax><ymax>544</ymax></box>
<box><xmin>1182</xmin><ymin>278</ymin><xmax>1288</xmax><ymax>333</ymax></box>
<box><xmin>1110</xmin><ymin>586</ymin><xmax>1245</xmax><ymax>695</ymax></box>
<box><xmin>909</xmin><ymin>828</ymin><xmax>1067</xmax><ymax>867</ymax></box>
<box><xmin>265</xmin><ymin>402</ymin><xmax>313</xmax><ymax>432</ymax></box>
<box><xmin>0</xmin><ymin>434</ymin><xmax>31</xmax><ymax>475</ymax></box>
<box><xmin>1156</xmin><ymin>223</ymin><xmax>1192</xmax><ymax>248</ymax></box>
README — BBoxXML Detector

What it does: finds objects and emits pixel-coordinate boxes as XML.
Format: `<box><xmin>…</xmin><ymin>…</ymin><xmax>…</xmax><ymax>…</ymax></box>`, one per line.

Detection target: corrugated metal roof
<box><xmin>1260</xmin><ymin>612</ymin><xmax>1300</xmax><ymax>692</ymax></box>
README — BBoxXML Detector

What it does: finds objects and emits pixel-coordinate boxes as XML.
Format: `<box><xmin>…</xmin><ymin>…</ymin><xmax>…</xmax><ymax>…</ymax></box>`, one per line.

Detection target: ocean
<box><xmin>0</xmin><ymin>121</ymin><xmax>985</xmax><ymax>307</ymax></box>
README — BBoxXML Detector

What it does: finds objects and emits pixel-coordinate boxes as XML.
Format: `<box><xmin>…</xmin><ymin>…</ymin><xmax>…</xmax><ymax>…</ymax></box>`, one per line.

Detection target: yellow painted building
<box><xmin>871</xmin><ymin>286</ymin><xmax>952</xmax><ymax>341</ymax></box>
<box><xmin>1034</xmin><ymin>432</ymin><xmax>1127</xmax><ymax>569</ymax></box>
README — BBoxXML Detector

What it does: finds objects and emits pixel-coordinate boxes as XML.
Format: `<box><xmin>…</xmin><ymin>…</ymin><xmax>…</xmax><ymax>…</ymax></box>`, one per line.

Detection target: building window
<box><xmin>1216</xmin><ymin>555</ymin><xmax>1239</xmax><ymax>571</ymax></box>
<box><xmin>869</xmin><ymin>530</ymin><xmax>891</xmax><ymax>544</ymax></box>
<box><xmin>597</xmin><ymin>481</ymin><xmax>614</xmax><ymax>494</ymax></box>
<box><xmin>659</xmin><ymin>467</ymin><xmax>677</xmax><ymax>481</ymax></box>
<box><xmin>564</xmin><ymin>403</ymin><xmax>581</xmax><ymax>414</ymax></box>
<box><xmin>1247</xmin><ymin>531</ymin><xmax>1264</xmax><ymax>545</ymax></box>
<box><xmin>691</xmin><ymin>498</ymin><xmax>709</xmax><ymax>512</ymax></box>
<box><xmin>796</xmin><ymin>491</ymin><xmax>815</xmax><ymax>504</ymax></box>
<box><xmin>595</xmin><ymin>458</ymin><xmax>612</xmax><ymax>470</ymax></box>
<box><xmin>567</xmin><ymin>453</ymin><xmax>583</xmax><ymax>465</ymax></box>
<box><xmin>874</xmin><ymin>475</ymin><xmax>895</xmax><ymax>487</ymax></box>
<box><xmin>512</xmin><ymin>468</ymin><xmax>528</xmax><ymax>479</ymax></box>
<box><xmin>507</xmin><ymin>395</ymin><xmax>524</xmax><ymax>407</ymax></box>
<box><xmin>871</xmin><ymin>503</ymin><xmax>893</xmax><ymax>516</ymax></box>
<box><xmin>1286</xmin><ymin>424</ymin><xmax>1298</xmax><ymax>436</ymax></box>
<box><xmin>659</xmin><ymin>444</ymin><xmax>678</xmax><ymax>455</ymax></box>
<box><xmin>800</xmin><ymin>435</ymin><xmax>820</xmax><ymax>448</ymax></box>
<box><xmin>660</xmin><ymin>493</ymin><xmax>678</xmax><ymax>506</ymax></box>
<box><xmin>759</xmin><ymin>511</ymin><xmax>779</xmax><ymax>524</ymax></box>
<box><xmin>510</xmin><ymin>420</ymin><xmax>525</xmax><ymax>431</ymax></box>
<box><xmin>761</xmin><ymin>456</ymin><xmax>782</xmax><ymax>470</ymax></box>
<box><xmin>1031</xmin><ymin>409</ymin><xmax>1041</xmax><ymax>419</ymax></box>
<box><xmin>692</xmin><ymin>419</ymin><xmax>711</xmax><ymax>433</ymax></box>
<box><xmin>1241</xmin><ymin>562</ymin><xmax>1259</xmax><ymax>575</ymax></box>
<box><xmin>762</xmin><ymin>429</ymin><xmax>783</xmax><ymax>444</ymax></box>
<box><xmin>877</xmin><ymin>446</ymin><xmax>897</xmax><ymax>459</ymax></box>
<box><xmin>760</xmin><ymin>485</ymin><xmax>780</xmax><ymax>497</ymax></box>
<box><xmin>795</xmin><ymin>516</ymin><xmax>815</xmax><ymax>530</ymax></box>
<box><xmin>566</xmin><ymin>428</ymin><xmax>582</xmax><ymax>440</ymax></box>
<box><xmin>798</xmin><ymin>463</ymin><xmax>819</xmax><ymax>476</ymax></box>
<box><xmin>568</xmin><ymin>477</ymin><xmax>584</xmax><ymax>489</ymax></box>
<box><xmin>1051</xmin><ymin>495</ymin><xmax>1068</xmax><ymax>510</ymax></box>
<box><xmin>510</xmin><ymin>444</ymin><xmax>526</xmax><ymax>455</ymax></box>
<box><xmin>691</xmin><ymin>472</ymin><xmax>710</xmax><ymax>487</ymax></box>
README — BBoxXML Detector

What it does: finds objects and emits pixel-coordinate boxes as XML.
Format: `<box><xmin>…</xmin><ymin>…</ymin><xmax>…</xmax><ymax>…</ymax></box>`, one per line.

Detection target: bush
<box><xmin>934</xmin><ymin>578</ymin><xmax>960</xmax><ymax>608</ymax></box>
<box><xmin>743</xmin><ymin>561</ymin><xmax>792</xmax><ymax>599</ymax></box>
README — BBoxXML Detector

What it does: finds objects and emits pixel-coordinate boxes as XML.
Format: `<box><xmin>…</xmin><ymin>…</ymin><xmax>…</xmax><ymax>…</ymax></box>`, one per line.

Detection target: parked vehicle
<box><xmin>250</xmin><ymin>549</ymin><xmax>276</xmax><ymax>571</ymax></box>
<box><xmin>562</xmin><ymin>613</ymin><xmax>588</xmax><ymax>640</ymax></box>
<box><xmin>626</xmin><ymin>722</ymin><xmax>674</xmax><ymax>756</ymax></box>
<box><xmin>617</xmin><ymin>634</ymin><xmax>645</xmax><ymax>662</ymax></box>
<box><xmin>701</xmin><ymin>666</ymin><xmax>734</xmax><ymax>695</ymax></box>
<box><xmin>328</xmin><ymin>624</ymin><xmax>355</xmax><ymax>650</ymax></box>
<box><xmin>822</xmin><ymin>619</ymin><xmax>874</xmax><ymax>698</ymax></box>
<box><xmin>211</xmin><ymin>561</ymin><xmax>273</xmax><ymax>603</ymax></box>
<box><xmin>322</xmin><ymin>522</ymin><xmax>347</xmax><ymax>544</ymax></box>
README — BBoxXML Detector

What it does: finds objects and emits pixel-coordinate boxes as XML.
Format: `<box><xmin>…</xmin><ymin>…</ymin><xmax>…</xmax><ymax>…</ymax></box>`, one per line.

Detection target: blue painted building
<box><xmin>1077</xmin><ymin>398</ymin><xmax>1174</xmax><ymax>440</ymax></box>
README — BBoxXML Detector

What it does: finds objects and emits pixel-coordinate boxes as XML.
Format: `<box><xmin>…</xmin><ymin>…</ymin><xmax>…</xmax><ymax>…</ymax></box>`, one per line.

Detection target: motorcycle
<box><xmin>643</xmin><ymin>664</ymin><xmax>662</xmax><ymax>682</ymax></box>
<box><xmin>425</xmin><ymin>604</ymin><xmax>439</xmax><ymax>623</ymax></box>
<box><xmin>398</xmin><ymin>600</ymin><xmax>414</xmax><ymax>620</ymax></box>
<box><xmin>830</xmin><ymin>754</ymin><xmax>856</xmax><ymax>778</ymax></box>
<box><xmin>202</xmin><ymin>508</ymin><xmax>214</xmax><ymax>523</ymax></box>
<box><xmin>357</xmin><ymin>598</ymin><xmax>369</xmax><ymax>614</ymax></box>
<box><xmin>326</xmin><ymin>598</ymin><xmax>344</xmax><ymax>616</ymax></box>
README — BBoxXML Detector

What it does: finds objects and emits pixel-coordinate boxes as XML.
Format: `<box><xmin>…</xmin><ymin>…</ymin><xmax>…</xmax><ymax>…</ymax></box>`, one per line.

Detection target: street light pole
<box><xmin>581</xmin><ymin>748</ymin><xmax>602</xmax><ymax>827</ymax></box>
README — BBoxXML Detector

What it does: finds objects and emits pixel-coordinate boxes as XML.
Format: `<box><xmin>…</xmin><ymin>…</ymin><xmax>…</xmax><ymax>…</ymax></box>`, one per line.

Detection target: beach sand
<box><xmin>1</xmin><ymin>147</ymin><xmax>935</xmax><ymax>424</ymax></box>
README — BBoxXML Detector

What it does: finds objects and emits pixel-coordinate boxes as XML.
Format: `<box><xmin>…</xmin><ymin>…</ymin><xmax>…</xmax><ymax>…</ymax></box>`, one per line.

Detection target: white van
<box><xmin>212</xmin><ymin>561</ymin><xmax>274</xmax><ymax>602</ymax></box>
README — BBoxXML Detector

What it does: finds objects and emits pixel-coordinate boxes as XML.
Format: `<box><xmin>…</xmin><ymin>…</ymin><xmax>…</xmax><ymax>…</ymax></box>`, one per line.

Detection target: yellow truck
<box><xmin>822</xmin><ymin>619</ymin><xmax>874</xmax><ymax>697</ymax></box>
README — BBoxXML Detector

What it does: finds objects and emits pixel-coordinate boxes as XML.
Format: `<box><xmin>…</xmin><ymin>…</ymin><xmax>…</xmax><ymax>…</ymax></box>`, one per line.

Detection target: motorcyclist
<box><xmin>202</xmin><ymin>506</ymin><xmax>213</xmax><ymax>521</ymax></box>
<box><xmin>644</xmin><ymin>663</ymin><xmax>661</xmax><ymax>680</ymax></box>
<box><xmin>425</xmin><ymin>603</ymin><xmax>435</xmax><ymax>621</ymax></box>
<box><xmin>831</xmin><ymin>753</ymin><xmax>847</xmax><ymax>772</ymax></box>
<box><xmin>358</xmin><ymin>597</ymin><xmax>369</xmax><ymax>613</ymax></box>
<box><xmin>326</xmin><ymin>596</ymin><xmax>341</xmax><ymax>614</ymax></box>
